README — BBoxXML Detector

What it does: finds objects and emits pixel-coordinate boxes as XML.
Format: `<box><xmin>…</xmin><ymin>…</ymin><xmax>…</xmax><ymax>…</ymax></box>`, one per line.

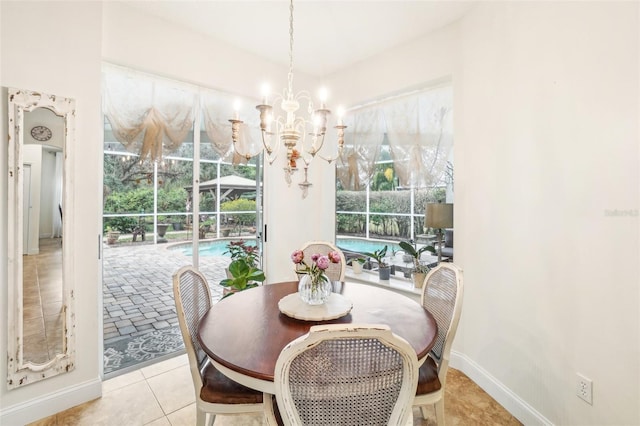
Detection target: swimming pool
<box><xmin>170</xmin><ymin>239</ymin><xmax>256</xmax><ymax>257</ymax></box>
<box><xmin>335</xmin><ymin>238</ymin><xmax>401</xmax><ymax>255</ymax></box>
<box><xmin>169</xmin><ymin>237</ymin><xmax>399</xmax><ymax>257</ymax></box>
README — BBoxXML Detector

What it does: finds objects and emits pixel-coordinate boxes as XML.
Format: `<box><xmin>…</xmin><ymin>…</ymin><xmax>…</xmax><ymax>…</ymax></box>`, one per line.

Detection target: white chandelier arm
<box><xmin>315</xmin><ymin>123</ymin><xmax>347</xmax><ymax>163</ymax></box>
<box><xmin>260</xmin><ymin>130</ymin><xmax>279</xmax><ymax>165</ymax></box>
<box><xmin>229</xmin><ymin>119</ymin><xmax>263</xmax><ymax>161</ymax></box>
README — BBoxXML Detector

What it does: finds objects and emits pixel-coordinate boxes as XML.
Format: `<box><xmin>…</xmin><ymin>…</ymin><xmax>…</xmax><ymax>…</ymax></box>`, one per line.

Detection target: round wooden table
<box><xmin>197</xmin><ymin>281</ymin><xmax>437</xmax><ymax>393</ymax></box>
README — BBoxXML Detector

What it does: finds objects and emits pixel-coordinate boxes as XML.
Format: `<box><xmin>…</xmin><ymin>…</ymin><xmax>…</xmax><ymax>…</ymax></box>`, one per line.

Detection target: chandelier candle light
<box><xmin>229</xmin><ymin>0</ymin><xmax>346</xmax><ymax>198</ymax></box>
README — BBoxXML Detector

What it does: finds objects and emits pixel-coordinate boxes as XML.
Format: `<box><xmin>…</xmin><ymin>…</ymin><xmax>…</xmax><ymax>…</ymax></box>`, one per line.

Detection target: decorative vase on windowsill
<box><xmin>291</xmin><ymin>249</ymin><xmax>341</xmax><ymax>306</ymax></box>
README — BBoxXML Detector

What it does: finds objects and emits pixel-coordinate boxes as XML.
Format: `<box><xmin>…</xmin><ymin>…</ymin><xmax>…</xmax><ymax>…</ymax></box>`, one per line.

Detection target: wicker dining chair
<box><xmin>265</xmin><ymin>324</ymin><xmax>419</xmax><ymax>426</ymax></box>
<box><xmin>172</xmin><ymin>266</ymin><xmax>265</xmax><ymax>426</ymax></box>
<box><xmin>413</xmin><ymin>262</ymin><xmax>464</xmax><ymax>425</ymax></box>
<box><xmin>296</xmin><ymin>241</ymin><xmax>346</xmax><ymax>282</ymax></box>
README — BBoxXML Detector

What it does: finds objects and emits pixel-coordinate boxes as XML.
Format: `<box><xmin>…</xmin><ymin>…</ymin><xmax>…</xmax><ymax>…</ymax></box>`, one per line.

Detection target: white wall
<box><xmin>456</xmin><ymin>3</ymin><xmax>638</xmax><ymax>424</ymax></box>
<box><xmin>331</xmin><ymin>2</ymin><xmax>639</xmax><ymax>425</ymax></box>
<box><xmin>0</xmin><ymin>2</ymin><xmax>104</xmax><ymax>424</ymax></box>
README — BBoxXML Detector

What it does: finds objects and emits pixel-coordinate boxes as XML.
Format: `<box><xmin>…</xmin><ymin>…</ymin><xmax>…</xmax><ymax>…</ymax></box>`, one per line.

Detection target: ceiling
<box><xmin>122</xmin><ymin>1</ymin><xmax>476</xmax><ymax>77</ymax></box>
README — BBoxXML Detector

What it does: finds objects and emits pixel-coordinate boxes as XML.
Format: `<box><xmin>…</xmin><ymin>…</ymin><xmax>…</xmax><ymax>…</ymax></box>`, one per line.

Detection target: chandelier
<box><xmin>229</xmin><ymin>0</ymin><xmax>346</xmax><ymax>198</ymax></box>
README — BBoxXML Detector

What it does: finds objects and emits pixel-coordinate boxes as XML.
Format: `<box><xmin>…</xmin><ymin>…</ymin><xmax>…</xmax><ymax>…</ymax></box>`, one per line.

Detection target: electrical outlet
<box><xmin>576</xmin><ymin>373</ymin><xmax>593</xmax><ymax>405</ymax></box>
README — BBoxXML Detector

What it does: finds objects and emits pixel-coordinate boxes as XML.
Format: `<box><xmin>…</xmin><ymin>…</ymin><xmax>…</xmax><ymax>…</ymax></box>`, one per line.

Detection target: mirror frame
<box><xmin>7</xmin><ymin>88</ymin><xmax>76</xmax><ymax>388</ymax></box>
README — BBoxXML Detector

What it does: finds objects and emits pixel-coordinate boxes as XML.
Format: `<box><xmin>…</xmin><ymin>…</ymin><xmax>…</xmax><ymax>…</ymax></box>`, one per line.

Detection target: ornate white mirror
<box><xmin>7</xmin><ymin>88</ymin><xmax>75</xmax><ymax>388</ymax></box>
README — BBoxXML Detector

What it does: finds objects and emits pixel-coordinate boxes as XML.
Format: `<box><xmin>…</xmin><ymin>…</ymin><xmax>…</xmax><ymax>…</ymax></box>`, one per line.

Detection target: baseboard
<box><xmin>0</xmin><ymin>377</ymin><xmax>102</xmax><ymax>425</ymax></box>
<box><xmin>450</xmin><ymin>351</ymin><xmax>553</xmax><ymax>426</ymax></box>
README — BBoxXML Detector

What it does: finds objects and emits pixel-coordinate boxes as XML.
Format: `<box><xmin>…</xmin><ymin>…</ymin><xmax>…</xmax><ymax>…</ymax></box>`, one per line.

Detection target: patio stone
<box><xmin>153</xmin><ymin>321</ymin><xmax>171</xmax><ymax>329</ymax></box>
<box><xmin>117</xmin><ymin>325</ymin><xmax>137</xmax><ymax>335</ymax></box>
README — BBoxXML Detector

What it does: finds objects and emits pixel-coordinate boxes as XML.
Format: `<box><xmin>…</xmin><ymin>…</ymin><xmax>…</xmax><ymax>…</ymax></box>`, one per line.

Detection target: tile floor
<box><xmin>28</xmin><ymin>354</ymin><xmax>522</xmax><ymax>426</ymax></box>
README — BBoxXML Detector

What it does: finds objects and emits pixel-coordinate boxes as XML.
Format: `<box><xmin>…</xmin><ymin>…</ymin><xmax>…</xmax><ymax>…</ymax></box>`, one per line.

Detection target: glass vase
<box><xmin>298</xmin><ymin>273</ymin><xmax>332</xmax><ymax>305</ymax></box>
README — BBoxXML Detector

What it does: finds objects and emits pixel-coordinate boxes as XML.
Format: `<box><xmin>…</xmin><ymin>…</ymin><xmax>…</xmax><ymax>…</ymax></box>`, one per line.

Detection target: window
<box><xmin>102</xmin><ymin>64</ymin><xmax>261</xmax><ymax>245</ymax></box>
<box><xmin>336</xmin><ymin>84</ymin><xmax>453</xmax><ymax>242</ymax></box>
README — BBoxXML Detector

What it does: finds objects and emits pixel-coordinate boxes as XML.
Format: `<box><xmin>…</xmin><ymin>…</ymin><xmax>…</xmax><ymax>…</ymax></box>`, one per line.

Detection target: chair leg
<box><xmin>434</xmin><ymin>400</ymin><xmax>445</xmax><ymax>426</ymax></box>
<box><xmin>196</xmin><ymin>408</ymin><xmax>213</xmax><ymax>426</ymax></box>
<box><xmin>196</xmin><ymin>409</ymin><xmax>205</xmax><ymax>426</ymax></box>
<box><xmin>420</xmin><ymin>405</ymin><xmax>429</xmax><ymax>420</ymax></box>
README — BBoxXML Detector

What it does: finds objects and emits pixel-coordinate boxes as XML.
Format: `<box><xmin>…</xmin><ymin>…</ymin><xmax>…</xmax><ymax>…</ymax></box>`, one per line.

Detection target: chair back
<box><xmin>274</xmin><ymin>324</ymin><xmax>419</xmax><ymax>426</ymax></box>
<box><xmin>297</xmin><ymin>241</ymin><xmax>346</xmax><ymax>282</ymax></box>
<box><xmin>420</xmin><ymin>263</ymin><xmax>464</xmax><ymax>382</ymax></box>
<box><xmin>173</xmin><ymin>266</ymin><xmax>212</xmax><ymax>393</ymax></box>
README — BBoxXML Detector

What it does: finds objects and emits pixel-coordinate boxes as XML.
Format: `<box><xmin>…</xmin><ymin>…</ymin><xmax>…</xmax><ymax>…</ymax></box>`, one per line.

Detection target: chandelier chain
<box><xmin>228</xmin><ymin>0</ymin><xmax>346</xmax><ymax>198</ymax></box>
<box><xmin>287</xmin><ymin>0</ymin><xmax>294</xmax><ymax>97</ymax></box>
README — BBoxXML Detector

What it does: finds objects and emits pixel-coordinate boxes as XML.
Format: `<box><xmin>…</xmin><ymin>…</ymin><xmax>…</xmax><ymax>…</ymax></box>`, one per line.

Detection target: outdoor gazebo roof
<box><xmin>185</xmin><ymin>175</ymin><xmax>258</xmax><ymax>200</ymax></box>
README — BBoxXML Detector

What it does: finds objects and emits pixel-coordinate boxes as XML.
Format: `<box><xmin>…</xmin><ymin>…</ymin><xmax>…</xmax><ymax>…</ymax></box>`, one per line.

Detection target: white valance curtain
<box><xmin>103</xmin><ymin>67</ymin><xmax>198</xmax><ymax>162</ymax></box>
<box><xmin>200</xmin><ymin>89</ymin><xmax>261</xmax><ymax>165</ymax></box>
<box><xmin>337</xmin><ymin>108</ymin><xmax>385</xmax><ymax>190</ymax></box>
<box><xmin>338</xmin><ymin>85</ymin><xmax>453</xmax><ymax>190</ymax></box>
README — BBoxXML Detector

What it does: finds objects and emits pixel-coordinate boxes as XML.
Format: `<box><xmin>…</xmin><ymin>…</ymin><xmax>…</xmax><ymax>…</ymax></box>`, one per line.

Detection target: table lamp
<box><xmin>425</xmin><ymin>202</ymin><xmax>453</xmax><ymax>263</ymax></box>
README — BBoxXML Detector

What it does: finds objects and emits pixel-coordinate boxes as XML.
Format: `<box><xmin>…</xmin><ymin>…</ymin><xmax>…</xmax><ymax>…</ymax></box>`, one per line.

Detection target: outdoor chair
<box><xmin>265</xmin><ymin>324</ymin><xmax>419</xmax><ymax>426</ymax></box>
<box><xmin>413</xmin><ymin>263</ymin><xmax>464</xmax><ymax>425</ymax></box>
<box><xmin>172</xmin><ymin>266</ymin><xmax>265</xmax><ymax>426</ymax></box>
<box><xmin>296</xmin><ymin>241</ymin><xmax>346</xmax><ymax>282</ymax></box>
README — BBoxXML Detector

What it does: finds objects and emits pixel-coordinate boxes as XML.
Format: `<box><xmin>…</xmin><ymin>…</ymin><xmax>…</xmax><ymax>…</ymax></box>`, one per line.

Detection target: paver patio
<box><xmin>102</xmin><ymin>240</ymin><xmax>230</xmax><ymax>375</ymax></box>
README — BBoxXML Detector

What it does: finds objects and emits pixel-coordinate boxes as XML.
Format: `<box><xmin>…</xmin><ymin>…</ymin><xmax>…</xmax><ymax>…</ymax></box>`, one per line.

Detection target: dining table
<box><xmin>197</xmin><ymin>280</ymin><xmax>438</xmax><ymax>394</ymax></box>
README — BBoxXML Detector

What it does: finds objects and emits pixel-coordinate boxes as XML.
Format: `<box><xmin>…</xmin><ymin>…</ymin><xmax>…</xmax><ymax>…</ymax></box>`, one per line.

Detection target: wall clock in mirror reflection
<box><xmin>30</xmin><ymin>125</ymin><xmax>52</xmax><ymax>141</ymax></box>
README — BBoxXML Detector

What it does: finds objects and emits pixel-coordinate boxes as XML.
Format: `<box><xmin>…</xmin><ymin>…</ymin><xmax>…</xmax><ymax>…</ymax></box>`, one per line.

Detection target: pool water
<box><xmin>336</xmin><ymin>238</ymin><xmax>400</xmax><ymax>255</ymax></box>
<box><xmin>172</xmin><ymin>239</ymin><xmax>256</xmax><ymax>257</ymax></box>
<box><xmin>170</xmin><ymin>238</ymin><xmax>398</xmax><ymax>257</ymax></box>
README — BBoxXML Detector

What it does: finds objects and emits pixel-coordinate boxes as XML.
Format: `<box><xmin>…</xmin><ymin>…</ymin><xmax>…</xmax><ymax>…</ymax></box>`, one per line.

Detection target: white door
<box><xmin>23</xmin><ymin>164</ymin><xmax>32</xmax><ymax>254</ymax></box>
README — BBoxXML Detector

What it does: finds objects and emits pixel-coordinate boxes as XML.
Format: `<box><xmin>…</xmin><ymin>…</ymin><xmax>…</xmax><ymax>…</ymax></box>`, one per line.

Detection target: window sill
<box><xmin>344</xmin><ymin>268</ymin><xmax>421</xmax><ymax>303</ymax></box>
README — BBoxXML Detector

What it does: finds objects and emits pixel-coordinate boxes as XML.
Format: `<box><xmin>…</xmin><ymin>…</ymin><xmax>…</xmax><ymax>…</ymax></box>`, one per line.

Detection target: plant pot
<box><xmin>199</xmin><ymin>225</ymin><xmax>210</xmax><ymax>239</ymax></box>
<box><xmin>413</xmin><ymin>272</ymin><xmax>427</xmax><ymax>289</ymax></box>
<box><xmin>106</xmin><ymin>231</ymin><xmax>120</xmax><ymax>245</ymax></box>
<box><xmin>402</xmin><ymin>254</ymin><xmax>414</xmax><ymax>264</ymax></box>
<box><xmin>221</xmin><ymin>228</ymin><xmax>231</xmax><ymax>237</ymax></box>
<box><xmin>352</xmin><ymin>262</ymin><xmax>363</xmax><ymax>274</ymax></box>
<box><xmin>172</xmin><ymin>222</ymin><xmax>183</xmax><ymax>231</ymax></box>
<box><xmin>378</xmin><ymin>266</ymin><xmax>391</xmax><ymax>281</ymax></box>
<box><xmin>156</xmin><ymin>223</ymin><xmax>170</xmax><ymax>238</ymax></box>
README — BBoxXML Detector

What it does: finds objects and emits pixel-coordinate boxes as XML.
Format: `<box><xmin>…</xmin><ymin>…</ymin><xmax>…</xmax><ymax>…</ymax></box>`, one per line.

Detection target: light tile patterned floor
<box><xmin>28</xmin><ymin>354</ymin><xmax>522</xmax><ymax>426</ymax></box>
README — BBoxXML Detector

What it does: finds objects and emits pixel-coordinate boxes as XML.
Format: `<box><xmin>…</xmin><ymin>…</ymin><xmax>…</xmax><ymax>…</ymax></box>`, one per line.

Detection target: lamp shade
<box><xmin>425</xmin><ymin>203</ymin><xmax>453</xmax><ymax>229</ymax></box>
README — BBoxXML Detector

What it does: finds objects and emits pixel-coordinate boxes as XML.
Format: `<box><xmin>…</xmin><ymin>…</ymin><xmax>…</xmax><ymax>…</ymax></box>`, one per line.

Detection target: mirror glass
<box><xmin>7</xmin><ymin>88</ymin><xmax>75</xmax><ymax>388</ymax></box>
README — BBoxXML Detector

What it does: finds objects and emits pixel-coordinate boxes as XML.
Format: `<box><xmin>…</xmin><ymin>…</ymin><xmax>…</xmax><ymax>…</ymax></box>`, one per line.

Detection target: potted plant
<box><xmin>399</xmin><ymin>240</ymin><xmax>435</xmax><ymax>288</ymax></box>
<box><xmin>171</xmin><ymin>217</ymin><xmax>184</xmax><ymax>231</ymax></box>
<box><xmin>199</xmin><ymin>219</ymin><xmax>214</xmax><ymax>239</ymax></box>
<box><xmin>224</xmin><ymin>241</ymin><xmax>259</xmax><ymax>269</ymax></box>
<box><xmin>411</xmin><ymin>262</ymin><xmax>431</xmax><ymax>289</ymax></box>
<box><xmin>220</xmin><ymin>240</ymin><xmax>263</xmax><ymax>296</ymax></box>
<box><xmin>219</xmin><ymin>259</ymin><xmax>266</xmax><ymax>297</ymax></box>
<box><xmin>349</xmin><ymin>257</ymin><xmax>366</xmax><ymax>274</ymax></box>
<box><xmin>156</xmin><ymin>221</ymin><xmax>170</xmax><ymax>240</ymax></box>
<box><xmin>362</xmin><ymin>245</ymin><xmax>390</xmax><ymax>280</ymax></box>
<box><xmin>105</xmin><ymin>226</ymin><xmax>120</xmax><ymax>245</ymax></box>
